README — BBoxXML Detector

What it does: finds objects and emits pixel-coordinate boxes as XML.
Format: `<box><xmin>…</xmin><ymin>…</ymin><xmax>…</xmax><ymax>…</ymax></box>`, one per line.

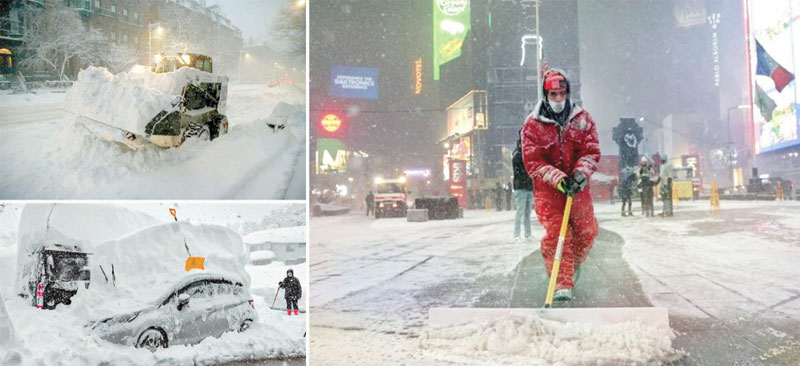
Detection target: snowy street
<box><xmin>310</xmin><ymin>200</ymin><xmax>800</xmax><ymax>365</ymax></box>
<box><xmin>0</xmin><ymin>83</ymin><xmax>305</xmax><ymax>199</ymax></box>
<box><xmin>0</xmin><ymin>203</ymin><xmax>307</xmax><ymax>366</ymax></box>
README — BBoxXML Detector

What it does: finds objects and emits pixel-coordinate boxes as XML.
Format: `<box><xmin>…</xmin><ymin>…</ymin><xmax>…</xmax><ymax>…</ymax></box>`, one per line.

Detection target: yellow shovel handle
<box><xmin>545</xmin><ymin>196</ymin><xmax>573</xmax><ymax>308</ymax></box>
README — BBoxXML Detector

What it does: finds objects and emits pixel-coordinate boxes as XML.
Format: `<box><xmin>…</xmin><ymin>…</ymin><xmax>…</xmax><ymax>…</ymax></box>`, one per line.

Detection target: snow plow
<box><xmin>63</xmin><ymin>52</ymin><xmax>229</xmax><ymax>148</ymax></box>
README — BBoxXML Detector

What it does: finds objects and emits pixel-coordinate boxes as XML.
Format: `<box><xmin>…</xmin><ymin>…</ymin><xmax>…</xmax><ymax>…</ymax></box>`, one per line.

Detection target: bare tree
<box><xmin>270</xmin><ymin>1</ymin><xmax>305</xmax><ymax>57</ymax></box>
<box><xmin>18</xmin><ymin>6</ymin><xmax>106</xmax><ymax>80</ymax></box>
<box><xmin>97</xmin><ymin>44</ymin><xmax>139</xmax><ymax>74</ymax></box>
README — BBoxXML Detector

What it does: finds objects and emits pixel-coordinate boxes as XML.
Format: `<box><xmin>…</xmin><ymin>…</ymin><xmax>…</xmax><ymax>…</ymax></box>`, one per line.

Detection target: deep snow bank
<box><xmin>77</xmin><ymin>221</ymin><xmax>249</xmax><ymax>317</ymax></box>
<box><xmin>15</xmin><ymin>203</ymin><xmax>162</xmax><ymax>297</ymax></box>
<box><xmin>243</xmin><ymin>225</ymin><xmax>305</xmax><ymax>244</ymax></box>
<box><xmin>421</xmin><ymin>315</ymin><xmax>683</xmax><ymax>365</ymax></box>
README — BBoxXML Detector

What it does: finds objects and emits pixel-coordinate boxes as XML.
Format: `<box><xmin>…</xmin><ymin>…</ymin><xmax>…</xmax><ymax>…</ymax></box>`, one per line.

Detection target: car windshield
<box><xmin>377</xmin><ymin>183</ymin><xmax>404</xmax><ymax>194</ymax></box>
<box><xmin>51</xmin><ymin>255</ymin><xmax>88</xmax><ymax>282</ymax></box>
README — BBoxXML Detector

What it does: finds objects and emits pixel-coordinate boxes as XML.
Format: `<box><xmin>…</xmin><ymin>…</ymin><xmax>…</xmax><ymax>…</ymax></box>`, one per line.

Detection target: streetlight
<box><xmin>148</xmin><ymin>23</ymin><xmax>163</xmax><ymax>68</ymax></box>
<box><xmin>238</xmin><ymin>50</ymin><xmax>249</xmax><ymax>81</ymax></box>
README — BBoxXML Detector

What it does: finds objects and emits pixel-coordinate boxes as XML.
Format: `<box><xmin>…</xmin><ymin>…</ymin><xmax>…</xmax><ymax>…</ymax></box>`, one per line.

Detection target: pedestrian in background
<box><xmin>512</xmin><ymin>134</ymin><xmax>533</xmax><ymax>242</ymax></box>
<box><xmin>365</xmin><ymin>191</ymin><xmax>374</xmax><ymax>216</ymax></box>
<box><xmin>619</xmin><ymin>173</ymin><xmax>635</xmax><ymax>216</ymax></box>
<box><xmin>278</xmin><ymin>269</ymin><xmax>302</xmax><ymax>316</ymax></box>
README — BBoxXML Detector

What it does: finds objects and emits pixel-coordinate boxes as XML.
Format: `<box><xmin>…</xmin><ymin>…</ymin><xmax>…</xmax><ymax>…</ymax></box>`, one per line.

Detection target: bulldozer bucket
<box><xmin>429</xmin><ymin>306</ymin><xmax>669</xmax><ymax>329</ymax></box>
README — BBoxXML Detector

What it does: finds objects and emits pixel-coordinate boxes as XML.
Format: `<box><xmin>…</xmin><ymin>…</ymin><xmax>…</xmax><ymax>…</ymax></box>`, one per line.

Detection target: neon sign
<box><xmin>321</xmin><ymin>114</ymin><xmax>342</xmax><ymax>132</ymax></box>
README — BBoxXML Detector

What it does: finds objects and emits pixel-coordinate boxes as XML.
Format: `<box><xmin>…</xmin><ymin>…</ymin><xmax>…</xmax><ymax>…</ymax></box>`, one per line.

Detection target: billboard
<box><xmin>433</xmin><ymin>0</ymin><xmax>470</xmax><ymax>80</ymax></box>
<box><xmin>748</xmin><ymin>1</ymin><xmax>798</xmax><ymax>153</ymax></box>
<box><xmin>316</xmin><ymin>138</ymin><xmax>349</xmax><ymax>174</ymax></box>
<box><xmin>446</xmin><ymin>90</ymin><xmax>488</xmax><ymax>137</ymax></box>
<box><xmin>330</xmin><ymin>66</ymin><xmax>379</xmax><ymax>100</ymax></box>
<box><xmin>448</xmin><ymin>158</ymin><xmax>468</xmax><ymax>207</ymax></box>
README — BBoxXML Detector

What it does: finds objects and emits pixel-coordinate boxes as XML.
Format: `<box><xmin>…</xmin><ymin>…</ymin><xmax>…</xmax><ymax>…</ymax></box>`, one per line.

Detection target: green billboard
<box><xmin>433</xmin><ymin>0</ymin><xmax>470</xmax><ymax>80</ymax></box>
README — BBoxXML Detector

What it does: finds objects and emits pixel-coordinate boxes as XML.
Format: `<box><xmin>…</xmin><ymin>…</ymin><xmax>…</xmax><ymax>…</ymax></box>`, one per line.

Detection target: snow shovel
<box><xmin>429</xmin><ymin>195</ymin><xmax>670</xmax><ymax>329</ymax></box>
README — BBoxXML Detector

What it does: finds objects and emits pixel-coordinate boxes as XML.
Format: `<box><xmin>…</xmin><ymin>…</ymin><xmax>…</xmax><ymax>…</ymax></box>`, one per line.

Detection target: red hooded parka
<box><xmin>521</xmin><ymin>100</ymin><xmax>601</xmax><ymax>290</ymax></box>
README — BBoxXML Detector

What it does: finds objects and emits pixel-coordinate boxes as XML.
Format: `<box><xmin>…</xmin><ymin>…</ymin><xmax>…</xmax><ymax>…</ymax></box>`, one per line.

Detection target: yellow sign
<box><xmin>321</xmin><ymin>114</ymin><xmax>342</xmax><ymax>132</ymax></box>
<box><xmin>673</xmin><ymin>180</ymin><xmax>694</xmax><ymax>200</ymax></box>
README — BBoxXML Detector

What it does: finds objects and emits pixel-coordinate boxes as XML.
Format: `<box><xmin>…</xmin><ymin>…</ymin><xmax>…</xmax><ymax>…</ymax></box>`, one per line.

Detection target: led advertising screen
<box><xmin>433</xmin><ymin>0</ymin><xmax>470</xmax><ymax>80</ymax></box>
<box><xmin>748</xmin><ymin>1</ymin><xmax>798</xmax><ymax>153</ymax></box>
<box><xmin>330</xmin><ymin>66</ymin><xmax>379</xmax><ymax>100</ymax></box>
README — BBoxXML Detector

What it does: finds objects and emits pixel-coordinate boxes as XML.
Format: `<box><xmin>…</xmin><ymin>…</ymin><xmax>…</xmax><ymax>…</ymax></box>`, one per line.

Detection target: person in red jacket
<box><xmin>521</xmin><ymin>68</ymin><xmax>601</xmax><ymax>301</ymax></box>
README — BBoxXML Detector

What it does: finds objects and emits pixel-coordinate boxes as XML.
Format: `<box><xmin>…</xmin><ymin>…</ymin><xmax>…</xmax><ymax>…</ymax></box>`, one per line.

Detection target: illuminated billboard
<box><xmin>330</xmin><ymin>66</ymin><xmax>379</xmax><ymax>100</ymax></box>
<box><xmin>433</xmin><ymin>0</ymin><xmax>470</xmax><ymax>80</ymax></box>
<box><xmin>316</xmin><ymin>138</ymin><xmax>349</xmax><ymax>174</ymax></box>
<box><xmin>446</xmin><ymin>90</ymin><xmax>488</xmax><ymax>136</ymax></box>
<box><xmin>748</xmin><ymin>1</ymin><xmax>798</xmax><ymax>153</ymax></box>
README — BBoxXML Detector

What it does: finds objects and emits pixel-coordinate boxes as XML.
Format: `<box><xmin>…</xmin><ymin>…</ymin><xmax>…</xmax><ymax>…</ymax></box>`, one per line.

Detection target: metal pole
<box><xmin>148</xmin><ymin>23</ymin><xmax>151</xmax><ymax>69</ymax></box>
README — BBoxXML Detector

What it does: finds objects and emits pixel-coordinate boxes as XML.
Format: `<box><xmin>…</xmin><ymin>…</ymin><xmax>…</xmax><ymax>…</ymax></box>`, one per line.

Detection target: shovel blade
<box><xmin>429</xmin><ymin>307</ymin><xmax>669</xmax><ymax>329</ymax></box>
<box><xmin>185</xmin><ymin>256</ymin><xmax>205</xmax><ymax>271</ymax></box>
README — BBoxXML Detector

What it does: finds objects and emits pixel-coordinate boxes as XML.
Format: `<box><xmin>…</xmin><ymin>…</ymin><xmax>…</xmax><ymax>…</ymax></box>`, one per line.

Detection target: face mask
<box><xmin>550</xmin><ymin>100</ymin><xmax>566</xmax><ymax>113</ymax></box>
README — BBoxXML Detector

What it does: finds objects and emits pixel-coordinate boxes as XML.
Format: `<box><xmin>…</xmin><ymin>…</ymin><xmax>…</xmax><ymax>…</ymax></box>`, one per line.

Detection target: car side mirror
<box><xmin>177</xmin><ymin>293</ymin><xmax>190</xmax><ymax>311</ymax></box>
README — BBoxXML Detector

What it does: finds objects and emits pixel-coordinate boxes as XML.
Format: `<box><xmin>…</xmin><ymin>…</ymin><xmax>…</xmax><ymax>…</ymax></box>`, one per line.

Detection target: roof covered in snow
<box><xmin>243</xmin><ymin>226</ymin><xmax>305</xmax><ymax>245</ymax></box>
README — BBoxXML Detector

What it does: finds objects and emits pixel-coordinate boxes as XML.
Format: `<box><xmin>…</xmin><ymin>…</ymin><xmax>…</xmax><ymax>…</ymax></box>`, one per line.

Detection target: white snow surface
<box><xmin>421</xmin><ymin>315</ymin><xmax>680</xmax><ymax>365</ymax></box>
<box><xmin>243</xmin><ymin>225</ymin><xmax>305</xmax><ymax>244</ymax></box>
<box><xmin>79</xmin><ymin>221</ymin><xmax>249</xmax><ymax>318</ymax></box>
<box><xmin>311</xmin><ymin>200</ymin><xmax>800</xmax><ymax>365</ymax></box>
<box><xmin>250</xmin><ymin>250</ymin><xmax>276</xmax><ymax>261</ymax></box>
<box><xmin>0</xmin><ymin>82</ymin><xmax>305</xmax><ymax>199</ymax></box>
<box><xmin>62</xmin><ymin>66</ymin><xmax>213</xmax><ymax>134</ymax></box>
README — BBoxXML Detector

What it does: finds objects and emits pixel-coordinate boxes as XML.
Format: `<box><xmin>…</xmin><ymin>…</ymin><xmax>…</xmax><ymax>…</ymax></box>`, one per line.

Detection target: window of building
<box><xmin>123</xmin><ymin>8</ymin><xmax>127</xmax><ymax>16</ymax></box>
<box><xmin>134</xmin><ymin>12</ymin><xmax>138</xmax><ymax>19</ymax></box>
<box><xmin>134</xmin><ymin>36</ymin><xmax>138</xmax><ymax>44</ymax></box>
<box><xmin>111</xmin><ymin>4</ymin><xmax>116</xmax><ymax>13</ymax></box>
<box><xmin>123</xmin><ymin>34</ymin><xmax>128</xmax><ymax>43</ymax></box>
<box><xmin>286</xmin><ymin>245</ymin><xmax>294</xmax><ymax>252</ymax></box>
<box><xmin>95</xmin><ymin>0</ymin><xmax>100</xmax><ymax>9</ymax></box>
<box><xmin>110</xmin><ymin>31</ymin><xmax>116</xmax><ymax>41</ymax></box>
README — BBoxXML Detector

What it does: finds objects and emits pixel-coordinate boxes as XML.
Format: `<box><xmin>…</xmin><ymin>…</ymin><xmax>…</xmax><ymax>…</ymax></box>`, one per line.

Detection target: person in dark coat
<box><xmin>619</xmin><ymin>173</ymin><xmax>635</xmax><ymax>216</ymax></box>
<box><xmin>512</xmin><ymin>135</ymin><xmax>534</xmax><ymax>241</ymax></box>
<box><xmin>278</xmin><ymin>269</ymin><xmax>302</xmax><ymax>315</ymax></box>
<box><xmin>505</xmin><ymin>182</ymin><xmax>513</xmax><ymax>211</ymax></box>
<box><xmin>494</xmin><ymin>182</ymin><xmax>503</xmax><ymax>211</ymax></box>
<box><xmin>365</xmin><ymin>192</ymin><xmax>374</xmax><ymax>216</ymax></box>
<box><xmin>638</xmin><ymin>174</ymin><xmax>661</xmax><ymax>217</ymax></box>
<box><xmin>660</xmin><ymin>177</ymin><xmax>673</xmax><ymax>217</ymax></box>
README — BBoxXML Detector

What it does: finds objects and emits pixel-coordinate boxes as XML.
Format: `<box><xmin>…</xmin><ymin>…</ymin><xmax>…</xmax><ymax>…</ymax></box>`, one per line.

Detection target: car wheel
<box><xmin>238</xmin><ymin>319</ymin><xmax>253</xmax><ymax>332</ymax></box>
<box><xmin>183</xmin><ymin>123</ymin><xmax>210</xmax><ymax>141</ymax></box>
<box><xmin>136</xmin><ymin>328</ymin><xmax>167</xmax><ymax>351</ymax></box>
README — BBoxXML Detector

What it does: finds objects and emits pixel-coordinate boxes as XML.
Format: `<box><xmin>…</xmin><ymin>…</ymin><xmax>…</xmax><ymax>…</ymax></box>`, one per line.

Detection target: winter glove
<box><xmin>557</xmin><ymin>178</ymin><xmax>576</xmax><ymax>197</ymax></box>
<box><xmin>571</xmin><ymin>171</ymin><xmax>588</xmax><ymax>194</ymax></box>
<box><xmin>278</xmin><ymin>281</ymin><xmax>283</xmax><ymax>287</ymax></box>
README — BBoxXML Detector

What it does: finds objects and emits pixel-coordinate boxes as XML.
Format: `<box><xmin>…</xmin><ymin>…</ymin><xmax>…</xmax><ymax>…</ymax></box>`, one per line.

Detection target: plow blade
<box><xmin>429</xmin><ymin>307</ymin><xmax>669</xmax><ymax>328</ymax></box>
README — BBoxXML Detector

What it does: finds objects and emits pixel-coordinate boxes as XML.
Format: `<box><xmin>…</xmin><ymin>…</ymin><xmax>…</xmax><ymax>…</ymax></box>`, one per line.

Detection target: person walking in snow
<box><xmin>660</xmin><ymin>177</ymin><xmax>673</xmax><ymax>216</ymax></box>
<box><xmin>278</xmin><ymin>269</ymin><xmax>302</xmax><ymax>316</ymax></box>
<box><xmin>521</xmin><ymin>68</ymin><xmax>601</xmax><ymax>301</ymax></box>
<box><xmin>512</xmin><ymin>133</ymin><xmax>534</xmax><ymax>242</ymax></box>
<box><xmin>494</xmin><ymin>182</ymin><xmax>503</xmax><ymax>211</ymax></box>
<box><xmin>365</xmin><ymin>192</ymin><xmax>374</xmax><ymax>216</ymax></box>
<box><xmin>638</xmin><ymin>171</ymin><xmax>661</xmax><ymax>217</ymax></box>
<box><xmin>505</xmin><ymin>182</ymin><xmax>513</xmax><ymax>211</ymax></box>
<box><xmin>637</xmin><ymin>157</ymin><xmax>653</xmax><ymax>215</ymax></box>
<box><xmin>618</xmin><ymin>173</ymin><xmax>635</xmax><ymax>216</ymax></box>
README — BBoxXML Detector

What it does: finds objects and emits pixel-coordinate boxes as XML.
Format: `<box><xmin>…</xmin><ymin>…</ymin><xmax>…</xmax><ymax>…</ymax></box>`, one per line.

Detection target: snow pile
<box><xmin>243</xmin><ymin>226</ymin><xmax>305</xmax><ymax>244</ymax></box>
<box><xmin>63</xmin><ymin>66</ymin><xmax>216</xmax><ymax>134</ymax></box>
<box><xmin>421</xmin><ymin>315</ymin><xmax>682</xmax><ymax>365</ymax></box>
<box><xmin>78</xmin><ymin>221</ymin><xmax>249</xmax><ymax>317</ymax></box>
<box><xmin>250</xmin><ymin>250</ymin><xmax>276</xmax><ymax>261</ymax></box>
<box><xmin>3</xmin><ymin>298</ymin><xmax>304</xmax><ymax>366</ymax></box>
<box><xmin>15</xmin><ymin>203</ymin><xmax>163</xmax><ymax>297</ymax></box>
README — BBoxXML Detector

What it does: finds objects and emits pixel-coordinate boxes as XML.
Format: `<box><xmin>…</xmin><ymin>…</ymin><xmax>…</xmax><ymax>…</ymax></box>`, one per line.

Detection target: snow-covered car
<box><xmin>90</xmin><ymin>273</ymin><xmax>257</xmax><ymax>350</ymax></box>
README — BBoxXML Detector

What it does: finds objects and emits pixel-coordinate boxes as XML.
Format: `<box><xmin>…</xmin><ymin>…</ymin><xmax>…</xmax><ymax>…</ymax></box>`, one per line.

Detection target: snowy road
<box><xmin>310</xmin><ymin>200</ymin><xmax>800</xmax><ymax>365</ymax></box>
<box><xmin>0</xmin><ymin>84</ymin><xmax>305</xmax><ymax>199</ymax></box>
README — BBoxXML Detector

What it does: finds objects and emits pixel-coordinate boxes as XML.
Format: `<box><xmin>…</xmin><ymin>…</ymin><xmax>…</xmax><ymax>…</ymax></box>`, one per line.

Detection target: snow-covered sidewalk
<box><xmin>310</xmin><ymin>200</ymin><xmax>800</xmax><ymax>365</ymax></box>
